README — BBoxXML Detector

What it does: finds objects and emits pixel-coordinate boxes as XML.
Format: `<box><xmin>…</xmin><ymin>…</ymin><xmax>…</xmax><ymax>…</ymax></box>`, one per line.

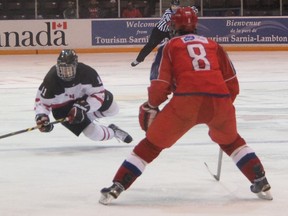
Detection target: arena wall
<box><xmin>0</xmin><ymin>17</ymin><xmax>287</xmax><ymax>55</ymax></box>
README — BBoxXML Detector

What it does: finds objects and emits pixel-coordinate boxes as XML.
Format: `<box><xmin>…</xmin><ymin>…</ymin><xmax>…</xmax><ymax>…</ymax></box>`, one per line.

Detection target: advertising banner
<box><xmin>198</xmin><ymin>17</ymin><xmax>288</xmax><ymax>44</ymax></box>
<box><xmin>91</xmin><ymin>18</ymin><xmax>158</xmax><ymax>46</ymax></box>
<box><xmin>91</xmin><ymin>17</ymin><xmax>288</xmax><ymax>46</ymax></box>
<box><xmin>0</xmin><ymin>19</ymin><xmax>90</xmax><ymax>50</ymax></box>
<box><xmin>0</xmin><ymin>17</ymin><xmax>287</xmax><ymax>52</ymax></box>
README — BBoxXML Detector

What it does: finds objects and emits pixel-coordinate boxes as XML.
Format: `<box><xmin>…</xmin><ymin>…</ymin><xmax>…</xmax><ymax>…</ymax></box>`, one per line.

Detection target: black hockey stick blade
<box><xmin>0</xmin><ymin>118</ymin><xmax>67</xmax><ymax>139</ymax></box>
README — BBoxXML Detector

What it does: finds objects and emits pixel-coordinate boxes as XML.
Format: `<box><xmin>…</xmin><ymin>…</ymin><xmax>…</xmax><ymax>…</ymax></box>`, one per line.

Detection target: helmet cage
<box><xmin>56</xmin><ymin>49</ymin><xmax>78</xmax><ymax>81</ymax></box>
<box><xmin>56</xmin><ymin>62</ymin><xmax>77</xmax><ymax>81</ymax></box>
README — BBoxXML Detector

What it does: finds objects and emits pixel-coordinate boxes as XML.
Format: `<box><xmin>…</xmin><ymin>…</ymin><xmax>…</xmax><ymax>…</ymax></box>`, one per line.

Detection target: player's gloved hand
<box><xmin>138</xmin><ymin>101</ymin><xmax>159</xmax><ymax>131</ymax></box>
<box><xmin>67</xmin><ymin>99</ymin><xmax>90</xmax><ymax>124</ymax></box>
<box><xmin>191</xmin><ymin>6</ymin><xmax>198</xmax><ymax>14</ymax></box>
<box><xmin>35</xmin><ymin>114</ymin><xmax>54</xmax><ymax>132</ymax></box>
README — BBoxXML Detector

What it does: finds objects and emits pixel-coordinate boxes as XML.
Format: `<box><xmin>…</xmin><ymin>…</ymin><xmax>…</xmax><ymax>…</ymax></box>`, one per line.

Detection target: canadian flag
<box><xmin>52</xmin><ymin>21</ymin><xmax>67</xmax><ymax>30</ymax></box>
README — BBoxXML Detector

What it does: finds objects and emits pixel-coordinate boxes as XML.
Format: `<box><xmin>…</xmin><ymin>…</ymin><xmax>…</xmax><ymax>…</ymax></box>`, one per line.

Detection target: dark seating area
<box><xmin>243</xmin><ymin>0</ymin><xmax>281</xmax><ymax>16</ymax></box>
<box><xmin>202</xmin><ymin>0</ymin><xmax>283</xmax><ymax>16</ymax></box>
<box><xmin>202</xmin><ymin>0</ymin><xmax>241</xmax><ymax>16</ymax></box>
<box><xmin>0</xmin><ymin>0</ymin><xmax>35</xmax><ymax>19</ymax></box>
<box><xmin>0</xmin><ymin>0</ymin><xmax>66</xmax><ymax>19</ymax></box>
<box><xmin>0</xmin><ymin>0</ymin><xmax>287</xmax><ymax>20</ymax></box>
<box><xmin>284</xmin><ymin>0</ymin><xmax>288</xmax><ymax>15</ymax></box>
<box><xmin>0</xmin><ymin>0</ymin><xmax>123</xmax><ymax>19</ymax></box>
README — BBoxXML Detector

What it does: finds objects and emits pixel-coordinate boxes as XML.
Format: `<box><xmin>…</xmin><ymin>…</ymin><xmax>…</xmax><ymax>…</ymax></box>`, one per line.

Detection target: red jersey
<box><xmin>148</xmin><ymin>34</ymin><xmax>239</xmax><ymax>107</ymax></box>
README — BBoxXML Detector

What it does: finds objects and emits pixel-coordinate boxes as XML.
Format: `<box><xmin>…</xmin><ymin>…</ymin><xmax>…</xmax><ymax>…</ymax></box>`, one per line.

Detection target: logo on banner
<box><xmin>52</xmin><ymin>21</ymin><xmax>68</xmax><ymax>30</ymax></box>
<box><xmin>0</xmin><ymin>22</ymin><xmax>68</xmax><ymax>48</ymax></box>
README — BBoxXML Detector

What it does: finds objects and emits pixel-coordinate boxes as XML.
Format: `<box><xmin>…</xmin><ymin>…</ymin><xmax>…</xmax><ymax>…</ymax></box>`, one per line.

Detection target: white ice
<box><xmin>0</xmin><ymin>51</ymin><xmax>287</xmax><ymax>216</ymax></box>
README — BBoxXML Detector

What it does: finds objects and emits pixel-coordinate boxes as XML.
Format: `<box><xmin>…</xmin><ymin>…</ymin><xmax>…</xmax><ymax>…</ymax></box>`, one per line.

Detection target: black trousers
<box><xmin>136</xmin><ymin>27</ymin><xmax>170</xmax><ymax>62</ymax></box>
<box><xmin>52</xmin><ymin>90</ymin><xmax>113</xmax><ymax>136</ymax></box>
<box><xmin>52</xmin><ymin>100</ymin><xmax>91</xmax><ymax>137</ymax></box>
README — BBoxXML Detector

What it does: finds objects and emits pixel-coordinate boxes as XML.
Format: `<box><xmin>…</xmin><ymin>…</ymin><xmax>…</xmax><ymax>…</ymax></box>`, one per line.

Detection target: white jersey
<box><xmin>35</xmin><ymin>62</ymin><xmax>106</xmax><ymax>116</ymax></box>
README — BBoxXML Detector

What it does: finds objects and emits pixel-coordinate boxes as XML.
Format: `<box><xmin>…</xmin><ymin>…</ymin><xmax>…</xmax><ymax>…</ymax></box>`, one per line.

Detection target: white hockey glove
<box><xmin>138</xmin><ymin>102</ymin><xmax>159</xmax><ymax>131</ymax></box>
<box><xmin>67</xmin><ymin>99</ymin><xmax>90</xmax><ymax>124</ymax></box>
<box><xmin>191</xmin><ymin>6</ymin><xmax>198</xmax><ymax>14</ymax></box>
<box><xmin>35</xmin><ymin>114</ymin><xmax>54</xmax><ymax>132</ymax></box>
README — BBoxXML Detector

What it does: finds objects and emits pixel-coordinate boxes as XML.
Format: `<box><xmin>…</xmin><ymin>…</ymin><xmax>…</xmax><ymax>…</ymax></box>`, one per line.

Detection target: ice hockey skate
<box><xmin>250</xmin><ymin>175</ymin><xmax>272</xmax><ymax>200</ymax></box>
<box><xmin>131</xmin><ymin>60</ymin><xmax>140</xmax><ymax>67</ymax></box>
<box><xmin>108</xmin><ymin>124</ymin><xmax>133</xmax><ymax>143</ymax></box>
<box><xmin>250</xmin><ymin>165</ymin><xmax>273</xmax><ymax>200</ymax></box>
<box><xmin>99</xmin><ymin>182</ymin><xmax>124</xmax><ymax>205</ymax></box>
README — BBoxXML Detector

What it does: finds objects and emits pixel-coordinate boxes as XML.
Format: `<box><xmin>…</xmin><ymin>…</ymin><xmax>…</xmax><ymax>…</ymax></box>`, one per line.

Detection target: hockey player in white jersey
<box><xmin>34</xmin><ymin>49</ymin><xmax>132</xmax><ymax>144</ymax></box>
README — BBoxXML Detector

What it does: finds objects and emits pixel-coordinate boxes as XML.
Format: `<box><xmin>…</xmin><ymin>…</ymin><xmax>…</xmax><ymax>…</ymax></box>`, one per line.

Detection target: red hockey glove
<box><xmin>35</xmin><ymin>114</ymin><xmax>54</xmax><ymax>132</ymax></box>
<box><xmin>67</xmin><ymin>99</ymin><xmax>90</xmax><ymax>124</ymax></box>
<box><xmin>138</xmin><ymin>102</ymin><xmax>159</xmax><ymax>131</ymax></box>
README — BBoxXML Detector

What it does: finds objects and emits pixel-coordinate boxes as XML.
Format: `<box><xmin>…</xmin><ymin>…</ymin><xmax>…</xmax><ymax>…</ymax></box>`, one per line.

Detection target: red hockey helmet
<box><xmin>170</xmin><ymin>6</ymin><xmax>198</xmax><ymax>34</ymax></box>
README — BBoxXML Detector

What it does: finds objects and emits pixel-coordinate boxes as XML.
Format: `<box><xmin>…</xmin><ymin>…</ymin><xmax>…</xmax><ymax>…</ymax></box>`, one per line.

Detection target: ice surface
<box><xmin>0</xmin><ymin>51</ymin><xmax>287</xmax><ymax>216</ymax></box>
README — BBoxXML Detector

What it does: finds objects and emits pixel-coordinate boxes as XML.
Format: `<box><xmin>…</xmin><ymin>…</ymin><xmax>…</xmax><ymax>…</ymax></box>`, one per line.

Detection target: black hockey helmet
<box><xmin>171</xmin><ymin>0</ymin><xmax>180</xmax><ymax>13</ymax></box>
<box><xmin>56</xmin><ymin>49</ymin><xmax>78</xmax><ymax>81</ymax></box>
<box><xmin>171</xmin><ymin>0</ymin><xmax>180</xmax><ymax>6</ymax></box>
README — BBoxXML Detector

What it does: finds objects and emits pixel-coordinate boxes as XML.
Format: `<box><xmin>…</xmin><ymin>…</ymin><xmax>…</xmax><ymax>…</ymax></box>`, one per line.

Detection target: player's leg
<box><xmin>208</xmin><ymin>98</ymin><xmax>271</xmax><ymax>198</ymax></box>
<box><xmin>89</xmin><ymin>90</ymin><xmax>119</xmax><ymax>118</ymax></box>
<box><xmin>85</xmin><ymin>90</ymin><xmax>132</xmax><ymax>143</ymax></box>
<box><xmin>99</xmin><ymin>97</ymin><xmax>197</xmax><ymax>204</ymax></box>
<box><xmin>109</xmin><ymin>96</ymin><xmax>203</xmax><ymax>190</ymax></box>
<box><xmin>131</xmin><ymin>28</ymin><xmax>169</xmax><ymax>66</ymax></box>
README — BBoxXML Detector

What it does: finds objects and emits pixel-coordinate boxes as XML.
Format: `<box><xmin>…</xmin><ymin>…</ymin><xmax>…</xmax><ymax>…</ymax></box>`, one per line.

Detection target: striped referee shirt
<box><xmin>156</xmin><ymin>8</ymin><xmax>173</xmax><ymax>32</ymax></box>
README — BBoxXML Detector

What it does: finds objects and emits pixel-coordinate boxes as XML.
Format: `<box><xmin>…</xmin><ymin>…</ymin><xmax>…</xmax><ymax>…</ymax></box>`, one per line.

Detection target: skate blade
<box><xmin>99</xmin><ymin>193</ymin><xmax>115</xmax><ymax>205</ymax></box>
<box><xmin>256</xmin><ymin>190</ymin><xmax>273</xmax><ymax>200</ymax></box>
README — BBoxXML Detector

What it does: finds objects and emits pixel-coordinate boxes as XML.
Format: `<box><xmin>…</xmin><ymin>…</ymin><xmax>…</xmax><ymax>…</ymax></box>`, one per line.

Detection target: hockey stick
<box><xmin>0</xmin><ymin>118</ymin><xmax>67</xmax><ymax>139</ymax></box>
<box><xmin>204</xmin><ymin>148</ymin><xmax>223</xmax><ymax>181</ymax></box>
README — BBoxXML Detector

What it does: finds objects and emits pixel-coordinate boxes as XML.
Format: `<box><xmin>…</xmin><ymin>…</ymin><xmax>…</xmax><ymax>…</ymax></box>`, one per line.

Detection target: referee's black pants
<box><xmin>136</xmin><ymin>27</ymin><xmax>169</xmax><ymax>62</ymax></box>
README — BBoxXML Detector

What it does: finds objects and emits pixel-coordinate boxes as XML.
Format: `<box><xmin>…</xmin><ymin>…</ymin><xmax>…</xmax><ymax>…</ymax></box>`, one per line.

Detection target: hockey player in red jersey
<box><xmin>34</xmin><ymin>49</ymin><xmax>132</xmax><ymax>144</ymax></box>
<box><xmin>99</xmin><ymin>7</ymin><xmax>272</xmax><ymax>204</ymax></box>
